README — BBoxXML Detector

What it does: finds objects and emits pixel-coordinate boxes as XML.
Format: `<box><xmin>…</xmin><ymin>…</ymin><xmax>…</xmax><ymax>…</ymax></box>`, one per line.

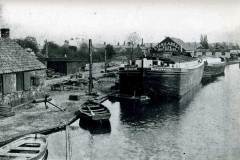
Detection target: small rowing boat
<box><xmin>79</xmin><ymin>100</ymin><xmax>111</xmax><ymax>121</ymax></box>
<box><xmin>108</xmin><ymin>93</ymin><xmax>151</xmax><ymax>104</ymax></box>
<box><xmin>0</xmin><ymin>134</ymin><xmax>48</xmax><ymax>160</ymax></box>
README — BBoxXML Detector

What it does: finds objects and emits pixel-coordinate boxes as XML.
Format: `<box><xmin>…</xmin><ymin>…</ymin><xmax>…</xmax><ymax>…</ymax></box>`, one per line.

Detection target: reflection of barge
<box><xmin>202</xmin><ymin>57</ymin><xmax>225</xmax><ymax>79</ymax></box>
<box><xmin>119</xmin><ymin>37</ymin><xmax>204</xmax><ymax>99</ymax></box>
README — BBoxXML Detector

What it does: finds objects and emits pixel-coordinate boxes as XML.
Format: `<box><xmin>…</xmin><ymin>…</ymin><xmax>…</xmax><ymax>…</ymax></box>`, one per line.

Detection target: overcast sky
<box><xmin>0</xmin><ymin>0</ymin><xmax>240</xmax><ymax>45</ymax></box>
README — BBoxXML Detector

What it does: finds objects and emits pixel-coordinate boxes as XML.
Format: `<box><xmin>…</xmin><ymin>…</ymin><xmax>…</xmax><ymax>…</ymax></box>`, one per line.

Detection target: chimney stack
<box><xmin>1</xmin><ymin>28</ymin><xmax>10</xmax><ymax>38</ymax></box>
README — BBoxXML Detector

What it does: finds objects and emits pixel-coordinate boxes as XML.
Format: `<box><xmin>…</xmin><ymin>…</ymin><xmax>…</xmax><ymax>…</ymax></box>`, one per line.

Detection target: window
<box><xmin>30</xmin><ymin>77</ymin><xmax>40</xmax><ymax>87</ymax></box>
<box><xmin>153</xmin><ymin>61</ymin><xmax>158</xmax><ymax>65</ymax></box>
<box><xmin>0</xmin><ymin>75</ymin><xmax>2</xmax><ymax>94</ymax></box>
<box><xmin>16</xmin><ymin>72</ymin><xmax>24</xmax><ymax>91</ymax></box>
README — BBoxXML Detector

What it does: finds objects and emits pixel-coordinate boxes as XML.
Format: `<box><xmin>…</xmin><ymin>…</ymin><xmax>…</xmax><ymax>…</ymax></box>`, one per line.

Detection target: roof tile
<box><xmin>0</xmin><ymin>38</ymin><xmax>46</xmax><ymax>74</ymax></box>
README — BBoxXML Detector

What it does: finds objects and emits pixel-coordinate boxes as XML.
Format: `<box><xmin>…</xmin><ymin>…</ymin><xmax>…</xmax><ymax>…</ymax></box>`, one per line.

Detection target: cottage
<box><xmin>0</xmin><ymin>28</ymin><xmax>46</xmax><ymax>106</ymax></box>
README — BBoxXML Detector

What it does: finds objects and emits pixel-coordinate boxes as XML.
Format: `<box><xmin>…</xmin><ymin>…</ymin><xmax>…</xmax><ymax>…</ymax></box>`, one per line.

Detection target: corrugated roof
<box><xmin>0</xmin><ymin>38</ymin><xmax>46</xmax><ymax>74</ymax></box>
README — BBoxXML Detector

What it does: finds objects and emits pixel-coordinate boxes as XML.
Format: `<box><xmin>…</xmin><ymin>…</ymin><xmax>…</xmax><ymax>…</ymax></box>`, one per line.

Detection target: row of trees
<box><xmin>41</xmin><ymin>41</ymin><xmax>116</xmax><ymax>62</ymax></box>
<box><xmin>15</xmin><ymin>33</ymin><xmax>240</xmax><ymax>61</ymax></box>
<box><xmin>15</xmin><ymin>36</ymin><xmax>116</xmax><ymax>62</ymax></box>
<box><xmin>200</xmin><ymin>34</ymin><xmax>240</xmax><ymax>50</ymax></box>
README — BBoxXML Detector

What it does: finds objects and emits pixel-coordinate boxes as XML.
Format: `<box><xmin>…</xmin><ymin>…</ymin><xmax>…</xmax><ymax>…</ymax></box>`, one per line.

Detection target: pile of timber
<box><xmin>0</xmin><ymin>105</ymin><xmax>15</xmax><ymax>118</ymax></box>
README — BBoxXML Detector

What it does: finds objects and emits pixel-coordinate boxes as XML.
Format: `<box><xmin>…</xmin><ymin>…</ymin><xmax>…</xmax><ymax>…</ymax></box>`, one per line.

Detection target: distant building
<box><xmin>151</xmin><ymin>37</ymin><xmax>199</xmax><ymax>56</ymax></box>
<box><xmin>0</xmin><ymin>28</ymin><xmax>46</xmax><ymax>106</ymax></box>
<box><xmin>43</xmin><ymin>57</ymin><xmax>86</xmax><ymax>75</ymax></box>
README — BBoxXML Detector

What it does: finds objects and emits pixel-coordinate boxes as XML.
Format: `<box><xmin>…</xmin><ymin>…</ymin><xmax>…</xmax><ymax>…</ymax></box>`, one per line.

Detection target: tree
<box><xmin>200</xmin><ymin>34</ymin><xmax>209</xmax><ymax>49</ymax></box>
<box><xmin>16</xmin><ymin>36</ymin><xmax>39</xmax><ymax>53</ymax></box>
<box><xmin>105</xmin><ymin>44</ymin><xmax>116</xmax><ymax>59</ymax></box>
<box><xmin>79</xmin><ymin>42</ymin><xmax>88</xmax><ymax>55</ymax></box>
<box><xmin>127</xmin><ymin>32</ymin><xmax>141</xmax><ymax>46</ymax></box>
<box><xmin>41</xmin><ymin>41</ymin><xmax>65</xmax><ymax>58</ymax></box>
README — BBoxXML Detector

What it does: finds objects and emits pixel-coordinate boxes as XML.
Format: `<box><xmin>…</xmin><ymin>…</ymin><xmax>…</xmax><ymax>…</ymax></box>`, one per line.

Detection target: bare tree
<box><xmin>127</xmin><ymin>32</ymin><xmax>141</xmax><ymax>46</ymax></box>
<box><xmin>126</xmin><ymin>32</ymin><xmax>141</xmax><ymax>62</ymax></box>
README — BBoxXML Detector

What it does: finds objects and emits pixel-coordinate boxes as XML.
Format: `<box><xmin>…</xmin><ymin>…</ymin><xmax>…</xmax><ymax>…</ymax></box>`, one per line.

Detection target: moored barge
<box><xmin>119</xmin><ymin>37</ymin><xmax>204</xmax><ymax>99</ymax></box>
<box><xmin>202</xmin><ymin>57</ymin><xmax>225</xmax><ymax>79</ymax></box>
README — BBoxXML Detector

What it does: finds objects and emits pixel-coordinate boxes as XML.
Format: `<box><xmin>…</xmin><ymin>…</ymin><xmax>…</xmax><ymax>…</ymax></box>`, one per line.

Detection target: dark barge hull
<box><xmin>119</xmin><ymin>63</ymin><xmax>204</xmax><ymax>99</ymax></box>
<box><xmin>143</xmin><ymin>64</ymin><xmax>204</xmax><ymax>99</ymax></box>
<box><xmin>119</xmin><ymin>68</ymin><xmax>143</xmax><ymax>96</ymax></box>
<box><xmin>203</xmin><ymin>63</ymin><xmax>225</xmax><ymax>79</ymax></box>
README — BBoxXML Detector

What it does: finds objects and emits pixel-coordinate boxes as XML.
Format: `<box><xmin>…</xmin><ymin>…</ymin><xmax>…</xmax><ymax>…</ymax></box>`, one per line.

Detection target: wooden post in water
<box><xmin>88</xmin><ymin>39</ymin><xmax>93</xmax><ymax>94</ymax></box>
<box><xmin>65</xmin><ymin>125</ymin><xmax>71</xmax><ymax>160</ymax></box>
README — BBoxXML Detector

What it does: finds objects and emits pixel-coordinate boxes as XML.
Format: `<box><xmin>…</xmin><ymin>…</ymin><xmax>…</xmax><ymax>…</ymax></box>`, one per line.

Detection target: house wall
<box><xmin>193</xmin><ymin>51</ymin><xmax>233</xmax><ymax>59</ymax></box>
<box><xmin>3</xmin><ymin>74</ymin><xmax>16</xmax><ymax>94</ymax></box>
<box><xmin>206</xmin><ymin>51</ymin><xmax>212</xmax><ymax>56</ymax></box>
<box><xmin>0</xmin><ymin>69</ymin><xmax>46</xmax><ymax>107</ymax></box>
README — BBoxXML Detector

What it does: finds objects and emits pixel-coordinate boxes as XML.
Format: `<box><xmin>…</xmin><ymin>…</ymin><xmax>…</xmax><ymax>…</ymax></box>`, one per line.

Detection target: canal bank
<box><xmin>0</xmin><ymin>75</ymin><xmax>115</xmax><ymax>147</ymax></box>
<box><xmin>0</xmin><ymin>91</ymin><xmax>82</xmax><ymax>146</ymax></box>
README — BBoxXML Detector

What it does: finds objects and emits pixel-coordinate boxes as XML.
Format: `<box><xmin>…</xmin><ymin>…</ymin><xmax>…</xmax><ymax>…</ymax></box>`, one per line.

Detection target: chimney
<box><xmin>1</xmin><ymin>28</ymin><xmax>10</xmax><ymax>38</ymax></box>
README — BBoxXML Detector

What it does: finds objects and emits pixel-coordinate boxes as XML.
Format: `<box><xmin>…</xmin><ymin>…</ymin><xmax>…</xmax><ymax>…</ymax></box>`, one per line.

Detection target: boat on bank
<box><xmin>0</xmin><ymin>134</ymin><xmax>48</xmax><ymax>160</ymax></box>
<box><xmin>202</xmin><ymin>57</ymin><xmax>226</xmax><ymax>79</ymax></box>
<box><xmin>108</xmin><ymin>93</ymin><xmax>151</xmax><ymax>104</ymax></box>
<box><xmin>119</xmin><ymin>37</ymin><xmax>204</xmax><ymax>99</ymax></box>
<box><xmin>78</xmin><ymin>100</ymin><xmax>111</xmax><ymax>121</ymax></box>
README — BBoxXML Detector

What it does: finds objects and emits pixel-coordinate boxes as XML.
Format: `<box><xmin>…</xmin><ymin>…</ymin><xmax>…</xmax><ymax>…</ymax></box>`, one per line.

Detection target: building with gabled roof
<box><xmin>151</xmin><ymin>37</ymin><xmax>199</xmax><ymax>56</ymax></box>
<box><xmin>0</xmin><ymin>28</ymin><xmax>46</xmax><ymax>107</ymax></box>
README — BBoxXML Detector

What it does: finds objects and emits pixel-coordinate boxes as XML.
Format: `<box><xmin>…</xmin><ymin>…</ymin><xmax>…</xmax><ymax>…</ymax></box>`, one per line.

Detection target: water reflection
<box><xmin>79</xmin><ymin>119</ymin><xmax>111</xmax><ymax>135</ymax></box>
<box><xmin>201</xmin><ymin>73</ymin><xmax>225</xmax><ymax>86</ymax></box>
<box><xmin>118</xmin><ymin>84</ymin><xmax>201</xmax><ymax>124</ymax></box>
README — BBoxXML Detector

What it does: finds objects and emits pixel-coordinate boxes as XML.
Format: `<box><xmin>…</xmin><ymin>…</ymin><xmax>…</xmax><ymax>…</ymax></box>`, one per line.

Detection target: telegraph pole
<box><xmin>88</xmin><ymin>39</ymin><xmax>93</xmax><ymax>94</ymax></box>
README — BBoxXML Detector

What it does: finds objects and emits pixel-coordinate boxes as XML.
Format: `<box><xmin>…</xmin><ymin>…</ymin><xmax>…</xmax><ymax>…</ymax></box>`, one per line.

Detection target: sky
<box><xmin>0</xmin><ymin>0</ymin><xmax>240</xmax><ymax>45</ymax></box>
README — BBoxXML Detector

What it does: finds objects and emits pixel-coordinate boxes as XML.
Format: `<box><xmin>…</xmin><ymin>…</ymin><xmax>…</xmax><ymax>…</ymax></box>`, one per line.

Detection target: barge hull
<box><xmin>143</xmin><ymin>64</ymin><xmax>204</xmax><ymax>99</ymax></box>
<box><xmin>203</xmin><ymin>64</ymin><xmax>225</xmax><ymax>78</ymax></box>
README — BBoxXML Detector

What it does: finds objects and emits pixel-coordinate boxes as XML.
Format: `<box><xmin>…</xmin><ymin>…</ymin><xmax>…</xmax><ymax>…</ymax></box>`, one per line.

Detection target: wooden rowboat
<box><xmin>32</xmin><ymin>97</ymin><xmax>52</xmax><ymax>103</ymax></box>
<box><xmin>79</xmin><ymin>100</ymin><xmax>111</xmax><ymax>121</ymax></box>
<box><xmin>0</xmin><ymin>134</ymin><xmax>48</xmax><ymax>160</ymax></box>
<box><xmin>108</xmin><ymin>93</ymin><xmax>151</xmax><ymax>104</ymax></box>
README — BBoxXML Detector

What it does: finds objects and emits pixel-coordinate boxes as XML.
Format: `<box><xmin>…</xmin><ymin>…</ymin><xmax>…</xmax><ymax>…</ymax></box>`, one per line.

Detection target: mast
<box><xmin>44</xmin><ymin>39</ymin><xmax>48</xmax><ymax>66</ymax></box>
<box><xmin>88</xmin><ymin>39</ymin><xmax>93</xmax><ymax>94</ymax></box>
<box><xmin>131</xmin><ymin>41</ymin><xmax>133</xmax><ymax>64</ymax></box>
<box><xmin>104</xmin><ymin>42</ymin><xmax>107</xmax><ymax>73</ymax></box>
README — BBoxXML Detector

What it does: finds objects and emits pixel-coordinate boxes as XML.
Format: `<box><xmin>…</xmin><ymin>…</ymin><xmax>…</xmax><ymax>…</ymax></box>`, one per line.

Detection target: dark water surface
<box><xmin>47</xmin><ymin>64</ymin><xmax>240</xmax><ymax>160</ymax></box>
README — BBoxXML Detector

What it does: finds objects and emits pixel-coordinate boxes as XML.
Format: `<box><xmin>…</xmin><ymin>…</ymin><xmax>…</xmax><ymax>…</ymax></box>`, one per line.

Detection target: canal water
<box><xmin>47</xmin><ymin>64</ymin><xmax>240</xmax><ymax>160</ymax></box>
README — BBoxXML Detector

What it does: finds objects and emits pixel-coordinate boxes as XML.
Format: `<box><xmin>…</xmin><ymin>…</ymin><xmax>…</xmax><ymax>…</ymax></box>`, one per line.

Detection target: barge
<box><xmin>119</xmin><ymin>56</ymin><xmax>204</xmax><ymax>99</ymax></box>
<box><xmin>202</xmin><ymin>57</ymin><xmax>225</xmax><ymax>79</ymax></box>
<box><xmin>119</xmin><ymin>37</ymin><xmax>204</xmax><ymax>99</ymax></box>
